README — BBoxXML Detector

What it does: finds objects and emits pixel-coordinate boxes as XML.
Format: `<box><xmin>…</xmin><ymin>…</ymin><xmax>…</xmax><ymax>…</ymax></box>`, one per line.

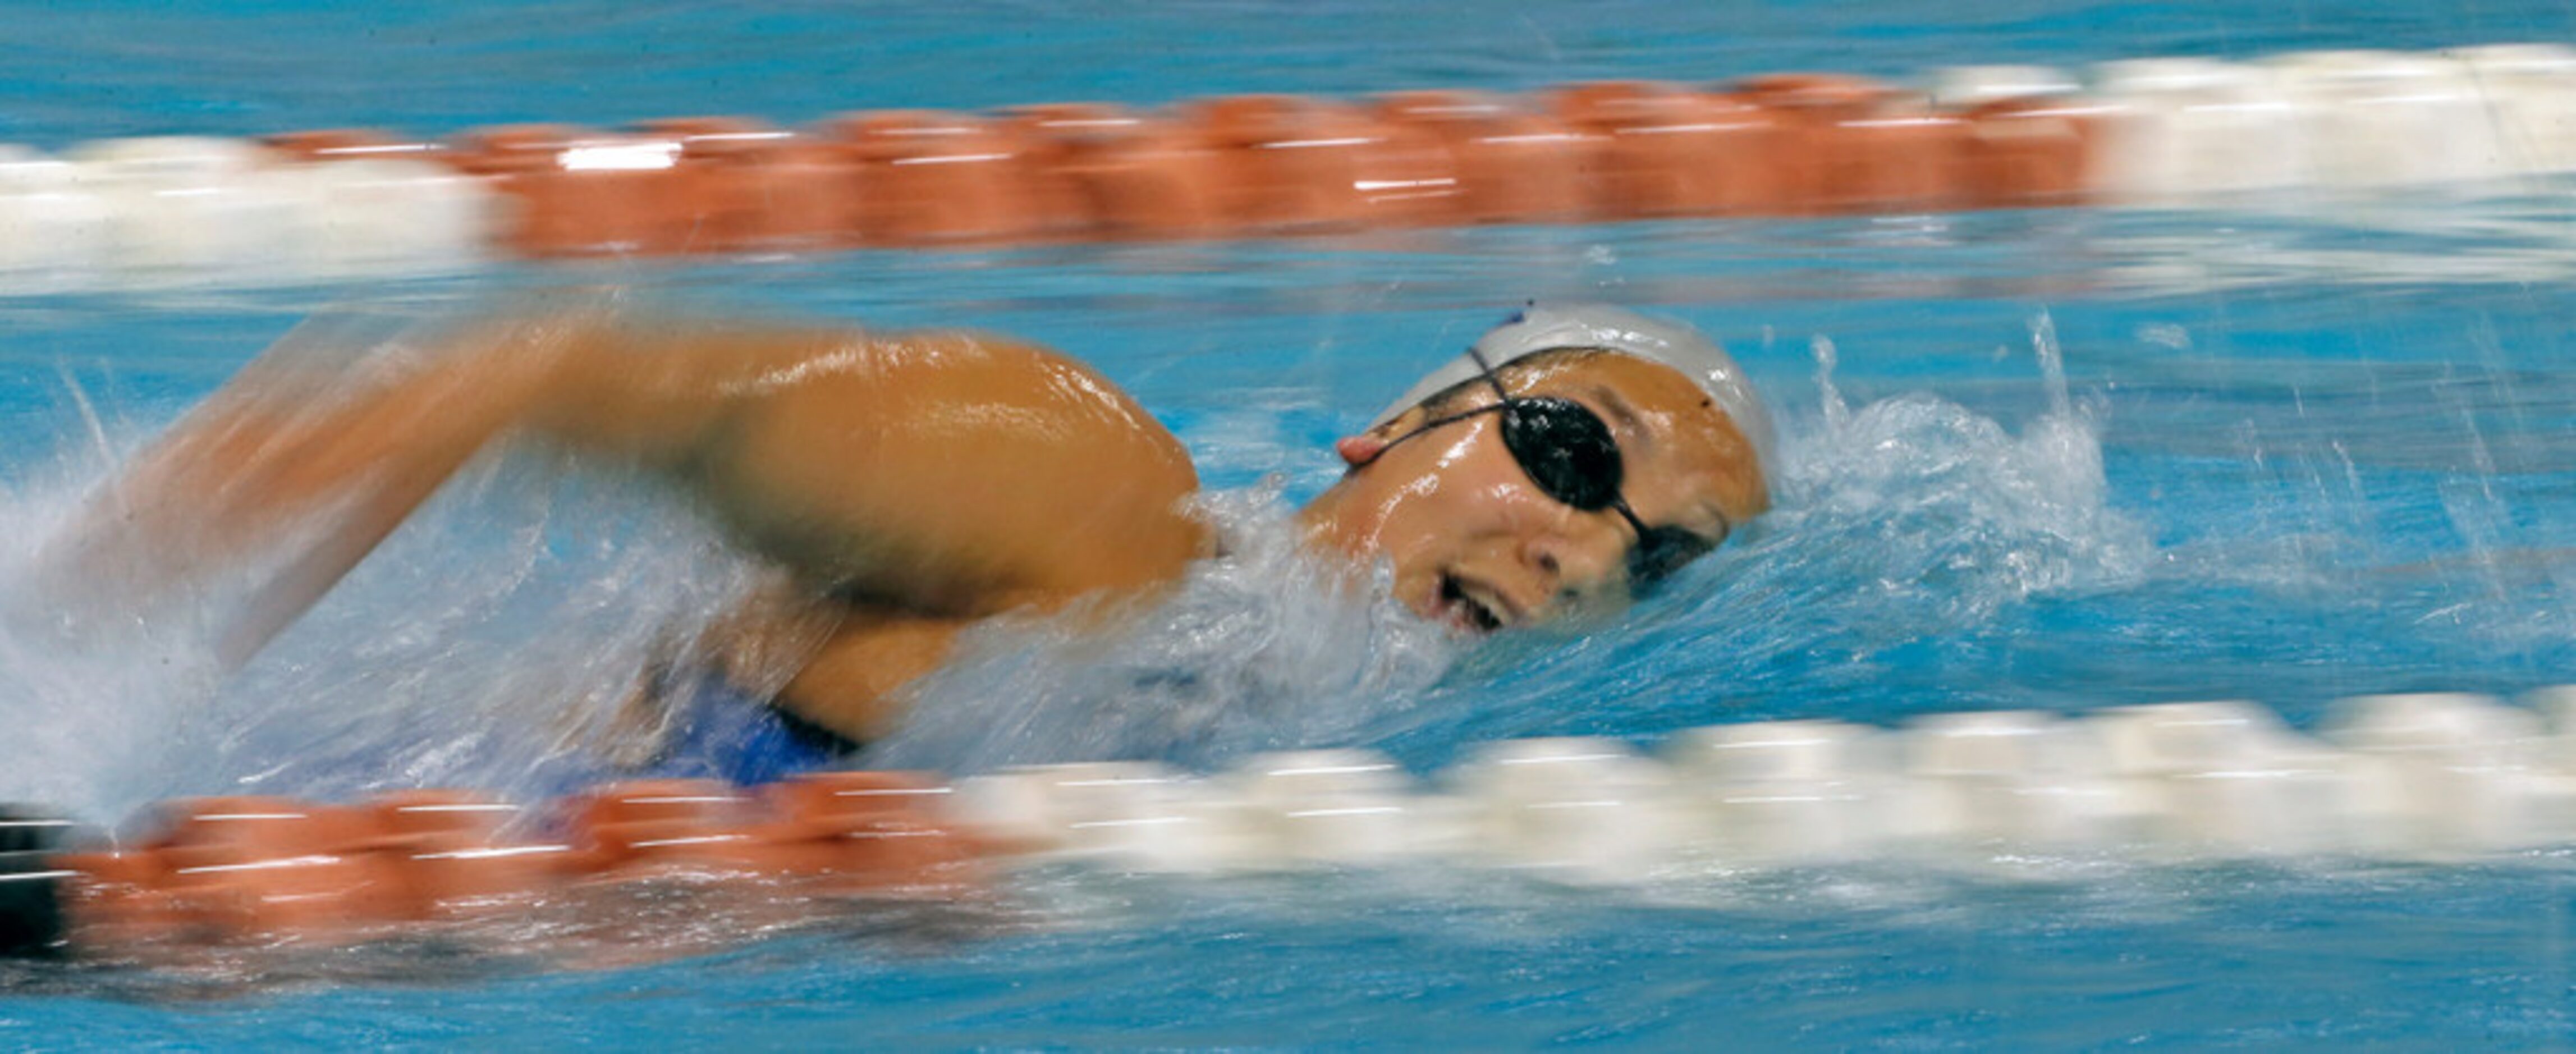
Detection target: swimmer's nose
<box><xmin>1521</xmin><ymin>519</ymin><xmax>1629</xmax><ymax>617</ymax></box>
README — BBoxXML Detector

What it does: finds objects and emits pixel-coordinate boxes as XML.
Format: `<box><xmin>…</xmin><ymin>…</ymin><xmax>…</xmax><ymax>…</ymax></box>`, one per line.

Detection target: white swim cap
<box><xmin>1368</xmin><ymin>303</ymin><xmax>1776</xmax><ymax>478</ymax></box>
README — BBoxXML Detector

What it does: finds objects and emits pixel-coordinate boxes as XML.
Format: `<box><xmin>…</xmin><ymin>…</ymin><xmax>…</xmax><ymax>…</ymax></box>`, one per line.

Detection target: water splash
<box><xmin>194</xmin><ymin>454</ymin><xmax>776</xmax><ymax>805</ymax></box>
<box><xmin>0</xmin><ymin>448</ymin><xmax>224</xmax><ymax>823</ymax></box>
<box><xmin>0</xmin><ymin>413</ymin><xmax>773</xmax><ymax>822</ymax></box>
<box><xmin>870</xmin><ymin>484</ymin><xmax>1457</xmax><ymax>775</ymax></box>
<box><xmin>1361</xmin><ymin>315</ymin><xmax>2160</xmax><ymax>748</ymax></box>
<box><xmin>1781</xmin><ymin>314</ymin><xmax>2149</xmax><ymax>617</ymax></box>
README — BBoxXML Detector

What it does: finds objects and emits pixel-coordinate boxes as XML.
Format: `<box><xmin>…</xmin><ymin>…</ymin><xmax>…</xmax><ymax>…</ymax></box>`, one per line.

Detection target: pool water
<box><xmin>7</xmin><ymin>1</ymin><xmax>2576</xmax><ymax>1048</ymax></box>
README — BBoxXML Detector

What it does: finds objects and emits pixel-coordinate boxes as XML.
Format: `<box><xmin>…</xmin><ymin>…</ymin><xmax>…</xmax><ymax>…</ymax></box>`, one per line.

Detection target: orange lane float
<box><xmin>1738</xmin><ymin>74</ymin><xmax>1970</xmax><ymax>215</ymax></box>
<box><xmin>1372</xmin><ymin>90</ymin><xmax>1593</xmax><ymax>224</ymax></box>
<box><xmin>136</xmin><ymin>47</ymin><xmax>2576</xmax><ymax>275</ymax></box>
<box><xmin>638</xmin><ymin>117</ymin><xmax>860</xmax><ymax>255</ymax></box>
<box><xmin>822</xmin><ymin>110</ymin><xmax>1047</xmax><ymax>246</ymax></box>
<box><xmin>760</xmin><ymin>771</ymin><xmax>988</xmax><ymax>891</ymax></box>
<box><xmin>1184</xmin><ymin>93</ymin><xmax>1455</xmax><ymax>233</ymax></box>
<box><xmin>450</xmin><ymin>124</ymin><xmax>687</xmax><ymax>258</ymax></box>
<box><xmin>1550</xmin><ymin>80</ymin><xmax>1786</xmax><ymax>219</ymax></box>
<box><xmin>48</xmin><ymin>846</ymin><xmax>170</xmax><ymax>947</ymax></box>
<box><xmin>1003</xmin><ymin>102</ymin><xmax>1231</xmax><ymax>240</ymax></box>
<box><xmin>365</xmin><ymin>789</ymin><xmax>567</xmax><ymax>918</ymax></box>
<box><xmin>27</xmin><ymin>771</ymin><xmax>988</xmax><ymax>952</ymax></box>
<box><xmin>1957</xmin><ymin>94</ymin><xmax>2103</xmax><ymax>209</ymax></box>
<box><xmin>241</xmin><ymin>71</ymin><xmax>2135</xmax><ymax>261</ymax></box>
<box><xmin>146</xmin><ymin>796</ymin><xmax>413</xmax><ymax>936</ymax></box>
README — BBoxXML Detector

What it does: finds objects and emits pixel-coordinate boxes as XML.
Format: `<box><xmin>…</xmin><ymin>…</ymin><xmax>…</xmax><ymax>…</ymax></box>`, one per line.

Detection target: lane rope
<box><xmin>0</xmin><ymin>44</ymin><xmax>2570</xmax><ymax>290</ymax></box>
<box><xmin>12</xmin><ymin>689</ymin><xmax>2576</xmax><ymax>954</ymax></box>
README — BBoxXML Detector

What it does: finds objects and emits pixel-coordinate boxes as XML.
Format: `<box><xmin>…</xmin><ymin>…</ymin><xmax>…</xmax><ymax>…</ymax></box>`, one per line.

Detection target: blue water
<box><xmin>6</xmin><ymin>1</ymin><xmax>2576</xmax><ymax>1048</ymax></box>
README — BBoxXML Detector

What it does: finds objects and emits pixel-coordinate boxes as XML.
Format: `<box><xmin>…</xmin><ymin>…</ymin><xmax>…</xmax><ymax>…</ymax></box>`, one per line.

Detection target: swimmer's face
<box><xmin>1304</xmin><ymin>352</ymin><xmax>1768</xmax><ymax>633</ymax></box>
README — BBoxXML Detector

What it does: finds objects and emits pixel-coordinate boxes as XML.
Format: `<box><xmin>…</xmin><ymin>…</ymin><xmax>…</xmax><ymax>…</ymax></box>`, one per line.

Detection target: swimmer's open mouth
<box><xmin>1438</xmin><ymin>572</ymin><xmax>1507</xmax><ymax>634</ymax></box>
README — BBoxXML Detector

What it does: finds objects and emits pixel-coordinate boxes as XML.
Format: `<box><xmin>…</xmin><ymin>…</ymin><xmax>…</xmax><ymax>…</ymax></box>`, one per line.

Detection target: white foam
<box><xmin>868</xmin><ymin>485</ymin><xmax>1456</xmax><ymax>775</ymax></box>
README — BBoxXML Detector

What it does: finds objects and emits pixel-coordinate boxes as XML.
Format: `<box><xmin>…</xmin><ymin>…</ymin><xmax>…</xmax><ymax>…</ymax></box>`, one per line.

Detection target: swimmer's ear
<box><xmin>1335</xmin><ymin>434</ymin><xmax>1389</xmax><ymax>467</ymax></box>
<box><xmin>1334</xmin><ymin>406</ymin><xmax>1423</xmax><ymax>468</ymax></box>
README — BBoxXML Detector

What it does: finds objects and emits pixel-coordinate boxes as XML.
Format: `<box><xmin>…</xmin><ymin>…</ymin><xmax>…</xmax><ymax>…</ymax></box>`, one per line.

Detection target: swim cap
<box><xmin>1368</xmin><ymin>303</ymin><xmax>1776</xmax><ymax>477</ymax></box>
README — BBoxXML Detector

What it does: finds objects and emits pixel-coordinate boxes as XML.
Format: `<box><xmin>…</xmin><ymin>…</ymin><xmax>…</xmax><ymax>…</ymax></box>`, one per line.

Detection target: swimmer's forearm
<box><xmin>54</xmin><ymin>310</ymin><xmax>615</xmax><ymax>662</ymax></box>
<box><xmin>72</xmin><ymin>304</ymin><xmax>856</xmax><ymax>656</ymax></box>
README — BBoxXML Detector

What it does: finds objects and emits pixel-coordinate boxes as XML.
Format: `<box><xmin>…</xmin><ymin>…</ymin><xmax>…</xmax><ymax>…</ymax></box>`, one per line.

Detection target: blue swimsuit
<box><xmin>629</xmin><ymin>671</ymin><xmax>860</xmax><ymax>786</ymax></box>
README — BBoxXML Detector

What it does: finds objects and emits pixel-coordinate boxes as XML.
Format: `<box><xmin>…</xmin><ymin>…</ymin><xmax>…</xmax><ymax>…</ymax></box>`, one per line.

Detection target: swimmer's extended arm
<box><xmin>74</xmin><ymin>307</ymin><xmax>829</xmax><ymax>658</ymax></box>
<box><xmin>63</xmin><ymin>310</ymin><xmax>616</xmax><ymax>663</ymax></box>
<box><xmin>73</xmin><ymin>303</ymin><xmax>1204</xmax><ymax>739</ymax></box>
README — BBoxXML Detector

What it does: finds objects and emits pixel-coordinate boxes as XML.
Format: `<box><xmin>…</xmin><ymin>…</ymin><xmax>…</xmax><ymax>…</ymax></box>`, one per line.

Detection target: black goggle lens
<box><xmin>1496</xmin><ymin>397</ymin><xmax>1623</xmax><ymax>511</ymax></box>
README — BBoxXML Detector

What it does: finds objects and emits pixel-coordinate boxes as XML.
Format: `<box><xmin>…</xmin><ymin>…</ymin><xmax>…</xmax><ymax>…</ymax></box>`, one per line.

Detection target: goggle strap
<box><xmin>1465</xmin><ymin>343</ymin><xmax>1514</xmax><ymax>405</ymax></box>
<box><xmin>1355</xmin><ymin>403</ymin><xmax>1505</xmax><ymax>468</ymax></box>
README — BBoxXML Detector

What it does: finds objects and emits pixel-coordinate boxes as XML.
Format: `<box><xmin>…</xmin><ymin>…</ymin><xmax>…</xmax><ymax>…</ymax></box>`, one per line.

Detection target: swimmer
<box><xmin>66</xmin><ymin>300</ymin><xmax>1771</xmax><ymax>755</ymax></box>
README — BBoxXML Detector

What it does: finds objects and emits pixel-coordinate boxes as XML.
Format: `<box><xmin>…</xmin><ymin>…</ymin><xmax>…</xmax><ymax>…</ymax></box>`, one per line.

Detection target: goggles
<box><xmin>1371</xmin><ymin>346</ymin><xmax>1724</xmax><ymax>586</ymax></box>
